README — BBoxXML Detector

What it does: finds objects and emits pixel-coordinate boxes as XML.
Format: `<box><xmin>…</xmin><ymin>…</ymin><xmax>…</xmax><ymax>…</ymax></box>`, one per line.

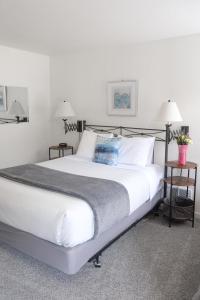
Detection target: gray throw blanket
<box><xmin>0</xmin><ymin>164</ymin><xmax>130</xmax><ymax>237</ymax></box>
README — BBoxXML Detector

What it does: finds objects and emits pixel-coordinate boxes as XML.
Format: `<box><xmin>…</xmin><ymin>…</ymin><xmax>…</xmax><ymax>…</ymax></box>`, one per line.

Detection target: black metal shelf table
<box><xmin>49</xmin><ymin>145</ymin><xmax>73</xmax><ymax>160</ymax></box>
<box><xmin>163</xmin><ymin>160</ymin><xmax>198</xmax><ymax>228</ymax></box>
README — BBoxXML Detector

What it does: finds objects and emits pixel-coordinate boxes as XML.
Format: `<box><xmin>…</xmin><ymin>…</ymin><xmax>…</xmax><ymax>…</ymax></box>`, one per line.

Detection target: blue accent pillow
<box><xmin>93</xmin><ymin>136</ymin><xmax>121</xmax><ymax>166</ymax></box>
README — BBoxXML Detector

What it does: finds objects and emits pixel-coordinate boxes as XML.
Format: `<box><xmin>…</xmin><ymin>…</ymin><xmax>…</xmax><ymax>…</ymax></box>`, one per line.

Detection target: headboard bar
<box><xmin>84</xmin><ymin>124</ymin><xmax>166</xmax><ymax>132</ymax></box>
<box><xmin>82</xmin><ymin>123</ymin><xmax>166</xmax><ymax>142</ymax></box>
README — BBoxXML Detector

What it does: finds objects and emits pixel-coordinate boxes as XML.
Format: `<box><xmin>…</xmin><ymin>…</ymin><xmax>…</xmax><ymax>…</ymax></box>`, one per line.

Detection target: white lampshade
<box><xmin>9</xmin><ymin>100</ymin><xmax>25</xmax><ymax>117</ymax></box>
<box><xmin>55</xmin><ymin>100</ymin><xmax>75</xmax><ymax>119</ymax></box>
<box><xmin>157</xmin><ymin>100</ymin><xmax>183</xmax><ymax>124</ymax></box>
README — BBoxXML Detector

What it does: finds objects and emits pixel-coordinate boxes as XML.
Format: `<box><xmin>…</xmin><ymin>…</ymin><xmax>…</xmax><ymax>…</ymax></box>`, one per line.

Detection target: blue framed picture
<box><xmin>107</xmin><ymin>80</ymin><xmax>138</xmax><ymax>116</ymax></box>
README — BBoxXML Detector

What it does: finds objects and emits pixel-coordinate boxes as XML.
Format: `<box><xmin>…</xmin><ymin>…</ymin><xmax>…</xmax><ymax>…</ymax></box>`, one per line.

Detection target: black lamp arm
<box><xmin>63</xmin><ymin>119</ymin><xmax>77</xmax><ymax>134</ymax></box>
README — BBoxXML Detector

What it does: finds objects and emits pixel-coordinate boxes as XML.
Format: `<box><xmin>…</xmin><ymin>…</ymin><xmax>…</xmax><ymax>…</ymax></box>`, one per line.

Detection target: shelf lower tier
<box><xmin>163</xmin><ymin>197</ymin><xmax>194</xmax><ymax>221</ymax></box>
<box><xmin>163</xmin><ymin>176</ymin><xmax>195</xmax><ymax>187</ymax></box>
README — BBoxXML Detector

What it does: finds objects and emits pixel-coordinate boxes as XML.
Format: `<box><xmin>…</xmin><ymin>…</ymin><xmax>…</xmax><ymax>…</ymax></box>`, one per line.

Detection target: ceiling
<box><xmin>0</xmin><ymin>0</ymin><xmax>200</xmax><ymax>55</ymax></box>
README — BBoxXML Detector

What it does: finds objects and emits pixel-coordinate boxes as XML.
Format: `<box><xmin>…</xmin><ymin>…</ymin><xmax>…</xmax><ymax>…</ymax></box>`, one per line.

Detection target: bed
<box><xmin>0</xmin><ymin>123</ymin><xmax>170</xmax><ymax>274</ymax></box>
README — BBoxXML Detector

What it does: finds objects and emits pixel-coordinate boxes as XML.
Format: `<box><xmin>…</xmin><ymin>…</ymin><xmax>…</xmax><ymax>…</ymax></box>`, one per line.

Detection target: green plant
<box><xmin>175</xmin><ymin>134</ymin><xmax>192</xmax><ymax>145</ymax></box>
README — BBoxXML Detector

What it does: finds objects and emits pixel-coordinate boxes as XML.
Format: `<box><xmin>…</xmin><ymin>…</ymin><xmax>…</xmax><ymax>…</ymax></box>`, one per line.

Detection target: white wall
<box><xmin>0</xmin><ymin>45</ymin><xmax>50</xmax><ymax>167</ymax></box>
<box><xmin>50</xmin><ymin>34</ymin><xmax>200</xmax><ymax>213</ymax></box>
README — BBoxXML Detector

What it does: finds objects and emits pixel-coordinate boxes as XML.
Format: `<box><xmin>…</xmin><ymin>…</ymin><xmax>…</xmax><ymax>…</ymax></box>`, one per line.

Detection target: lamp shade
<box><xmin>55</xmin><ymin>101</ymin><xmax>75</xmax><ymax>118</ymax></box>
<box><xmin>157</xmin><ymin>100</ymin><xmax>183</xmax><ymax>124</ymax></box>
<box><xmin>9</xmin><ymin>100</ymin><xmax>25</xmax><ymax>116</ymax></box>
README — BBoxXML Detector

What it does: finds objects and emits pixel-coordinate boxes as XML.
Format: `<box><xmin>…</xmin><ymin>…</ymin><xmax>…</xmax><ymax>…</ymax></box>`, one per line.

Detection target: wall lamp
<box><xmin>158</xmin><ymin>99</ymin><xmax>183</xmax><ymax>126</ymax></box>
<box><xmin>0</xmin><ymin>100</ymin><xmax>28</xmax><ymax>124</ymax></box>
<box><xmin>55</xmin><ymin>100</ymin><xmax>77</xmax><ymax>134</ymax></box>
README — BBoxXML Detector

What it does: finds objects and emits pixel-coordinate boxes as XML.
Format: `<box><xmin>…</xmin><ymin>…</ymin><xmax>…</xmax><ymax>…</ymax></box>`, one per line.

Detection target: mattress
<box><xmin>0</xmin><ymin>155</ymin><xmax>163</xmax><ymax>248</ymax></box>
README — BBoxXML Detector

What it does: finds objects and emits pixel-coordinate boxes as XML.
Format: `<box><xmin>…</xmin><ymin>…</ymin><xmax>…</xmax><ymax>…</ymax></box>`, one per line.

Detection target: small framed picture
<box><xmin>0</xmin><ymin>86</ymin><xmax>7</xmax><ymax>112</ymax></box>
<box><xmin>107</xmin><ymin>80</ymin><xmax>138</xmax><ymax>116</ymax></box>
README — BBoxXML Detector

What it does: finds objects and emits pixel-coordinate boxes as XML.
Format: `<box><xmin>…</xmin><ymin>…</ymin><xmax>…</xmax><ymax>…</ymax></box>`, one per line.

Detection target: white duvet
<box><xmin>0</xmin><ymin>156</ymin><xmax>163</xmax><ymax>247</ymax></box>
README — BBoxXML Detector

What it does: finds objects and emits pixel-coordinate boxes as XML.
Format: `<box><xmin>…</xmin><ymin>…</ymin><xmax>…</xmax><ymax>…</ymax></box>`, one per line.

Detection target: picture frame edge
<box><xmin>107</xmin><ymin>80</ymin><xmax>138</xmax><ymax>116</ymax></box>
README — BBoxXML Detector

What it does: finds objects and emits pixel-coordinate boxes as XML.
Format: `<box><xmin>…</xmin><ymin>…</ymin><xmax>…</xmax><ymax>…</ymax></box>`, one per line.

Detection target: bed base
<box><xmin>0</xmin><ymin>190</ymin><xmax>162</xmax><ymax>275</ymax></box>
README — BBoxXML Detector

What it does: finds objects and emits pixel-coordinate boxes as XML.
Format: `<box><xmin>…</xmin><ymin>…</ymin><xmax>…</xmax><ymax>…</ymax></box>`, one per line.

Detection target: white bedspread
<box><xmin>0</xmin><ymin>156</ymin><xmax>163</xmax><ymax>247</ymax></box>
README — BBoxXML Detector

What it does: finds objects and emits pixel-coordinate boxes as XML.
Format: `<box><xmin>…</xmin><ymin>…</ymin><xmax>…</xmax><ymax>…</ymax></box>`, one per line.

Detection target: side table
<box><xmin>49</xmin><ymin>145</ymin><xmax>73</xmax><ymax>160</ymax></box>
<box><xmin>163</xmin><ymin>160</ymin><xmax>197</xmax><ymax>227</ymax></box>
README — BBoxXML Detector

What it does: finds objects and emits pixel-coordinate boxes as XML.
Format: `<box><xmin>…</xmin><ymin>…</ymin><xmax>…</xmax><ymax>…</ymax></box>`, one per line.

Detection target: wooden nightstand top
<box><xmin>49</xmin><ymin>145</ymin><xmax>73</xmax><ymax>150</ymax></box>
<box><xmin>49</xmin><ymin>145</ymin><xmax>74</xmax><ymax>160</ymax></box>
<box><xmin>165</xmin><ymin>160</ymin><xmax>197</xmax><ymax>169</ymax></box>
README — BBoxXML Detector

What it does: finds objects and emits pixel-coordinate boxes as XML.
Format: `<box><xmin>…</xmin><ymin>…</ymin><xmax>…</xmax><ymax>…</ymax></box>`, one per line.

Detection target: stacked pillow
<box><xmin>93</xmin><ymin>136</ymin><xmax>121</xmax><ymax>166</ymax></box>
<box><xmin>76</xmin><ymin>130</ymin><xmax>113</xmax><ymax>160</ymax></box>
<box><xmin>76</xmin><ymin>130</ymin><xmax>155</xmax><ymax>167</ymax></box>
<box><xmin>118</xmin><ymin>136</ymin><xmax>155</xmax><ymax>167</ymax></box>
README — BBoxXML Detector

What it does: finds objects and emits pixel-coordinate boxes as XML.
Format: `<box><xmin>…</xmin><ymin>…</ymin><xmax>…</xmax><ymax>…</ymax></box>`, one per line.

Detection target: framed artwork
<box><xmin>107</xmin><ymin>80</ymin><xmax>138</xmax><ymax>116</ymax></box>
<box><xmin>0</xmin><ymin>86</ymin><xmax>7</xmax><ymax>112</ymax></box>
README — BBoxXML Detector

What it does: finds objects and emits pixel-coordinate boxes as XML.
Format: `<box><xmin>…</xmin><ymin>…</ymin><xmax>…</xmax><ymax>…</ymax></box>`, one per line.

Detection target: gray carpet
<box><xmin>0</xmin><ymin>215</ymin><xmax>200</xmax><ymax>300</ymax></box>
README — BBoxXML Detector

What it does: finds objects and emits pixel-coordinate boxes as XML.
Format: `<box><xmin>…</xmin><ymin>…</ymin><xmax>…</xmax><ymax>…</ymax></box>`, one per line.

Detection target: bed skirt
<box><xmin>0</xmin><ymin>190</ymin><xmax>162</xmax><ymax>275</ymax></box>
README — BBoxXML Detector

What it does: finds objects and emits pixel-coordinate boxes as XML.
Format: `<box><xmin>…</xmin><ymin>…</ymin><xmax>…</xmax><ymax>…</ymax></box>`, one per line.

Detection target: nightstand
<box><xmin>49</xmin><ymin>145</ymin><xmax>73</xmax><ymax>160</ymax></box>
<box><xmin>163</xmin><ymin>160</ymin><xmax>197</xmax><ymax>227</ymax></box>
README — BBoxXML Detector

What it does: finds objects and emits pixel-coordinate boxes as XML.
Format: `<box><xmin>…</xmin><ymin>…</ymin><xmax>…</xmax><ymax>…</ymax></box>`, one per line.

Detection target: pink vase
<box><xmin>178</xmin><ymin>145</ymin><xmax>188</xmax><ymax>165</ymax></box>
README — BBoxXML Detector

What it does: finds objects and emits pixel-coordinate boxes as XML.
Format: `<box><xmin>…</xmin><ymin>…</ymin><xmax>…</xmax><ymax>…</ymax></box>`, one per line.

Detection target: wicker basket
<box><xmin>163</xmin><ymin>196</ymin><xmax>194</xmax><ymax>221</ymax></box>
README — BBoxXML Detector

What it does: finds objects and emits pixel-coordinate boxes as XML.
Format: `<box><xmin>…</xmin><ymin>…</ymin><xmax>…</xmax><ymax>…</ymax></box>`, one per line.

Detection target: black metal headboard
<box><xmin>83</xmin><ymin>123</ymin><xmax>166</xmax><ymax>141</ymax></box>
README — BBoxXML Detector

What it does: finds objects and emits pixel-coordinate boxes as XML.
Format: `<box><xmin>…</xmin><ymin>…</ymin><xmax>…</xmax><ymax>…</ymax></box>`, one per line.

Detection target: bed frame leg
<box><xmin>153</xmin><ymin>199</ymin><xmax>163</xmax><ymax>216</ymax></box>
<box><xmin>93</xmin><ymin>253</ymin><xmax>102</xmax><ymax>268</ymax></box>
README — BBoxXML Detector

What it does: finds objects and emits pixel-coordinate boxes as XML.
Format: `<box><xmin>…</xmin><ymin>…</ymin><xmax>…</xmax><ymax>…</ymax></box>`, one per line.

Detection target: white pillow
<box><xmin>118</xmin><ymin>136</ymin><xmax>155</xmax><ymax>167</ymax></box>
<box><xmin>76</xmin><ymin>130</ymin><xmax>113</xmax><ymax>159</ymax></box>
<box><xmin>146</xmin><ymin>137</ymin><xmax>155</xmax><ymax>165</ymax></box>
